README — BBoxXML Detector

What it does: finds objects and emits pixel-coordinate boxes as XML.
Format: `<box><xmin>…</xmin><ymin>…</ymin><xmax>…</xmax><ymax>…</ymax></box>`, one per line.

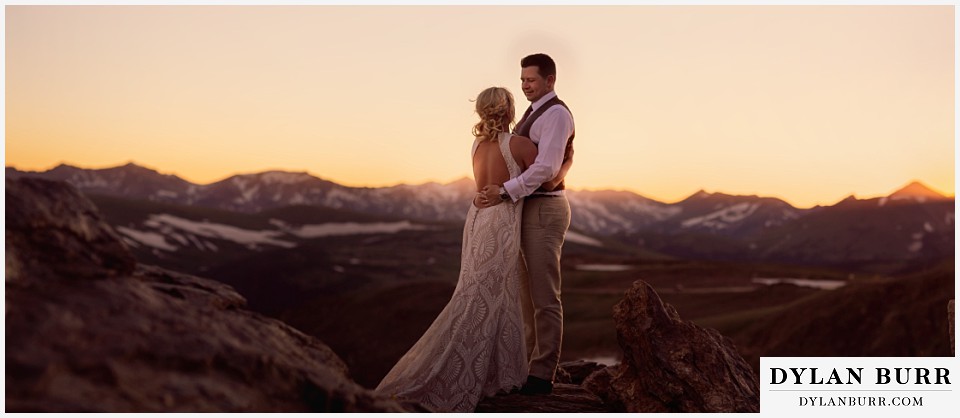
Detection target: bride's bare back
<box><xmin>473</xmin><ymin>135</ymin><xmax>537</xmax><ymax>191</ymax></box>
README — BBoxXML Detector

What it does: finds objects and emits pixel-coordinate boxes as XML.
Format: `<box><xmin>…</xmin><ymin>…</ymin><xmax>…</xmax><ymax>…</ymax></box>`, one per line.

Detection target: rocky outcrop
<box><xmin>583</xmin><ymin>280</ymin><xmax>759</xmax><ymax>413</ymax></box>
<box><xmin>6</xmin><ymin>178</ymin><xmax>136</xmax><ymax>283</ymax></box>
<box><xmin>5</xmin><ymin>178</ymin><xmax>406</xmax><ymax>412</ymax></box>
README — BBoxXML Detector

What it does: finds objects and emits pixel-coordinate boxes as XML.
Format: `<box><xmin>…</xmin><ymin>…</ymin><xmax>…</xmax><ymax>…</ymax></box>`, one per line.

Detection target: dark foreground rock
<box><xmin>5</xmin><ymin>178</ymin><xmax>405</xmax><ymax>412</ymax></box>
<box><xmin>475</xmin><ymin>383</ymin><xmax>612</xmax><ymax>413</ymax></box>
<box><xmin>950</xmin><ymin>300</ymin><xmax>955</xmax><ymax>355</ymax></box>
<box><xmin>555</xmin><ymin>360</ymin><xmax>607</xmax><ymax>385</ymax></box>
<box><xmin>5</xmin><ymin>177</ymin><xmax>136</xmax><ymax>282</ymax></box>
<box><xmin>584</xmin><ymin>280</ymin><xmax>760</xmax><ymax>413</ymax></box>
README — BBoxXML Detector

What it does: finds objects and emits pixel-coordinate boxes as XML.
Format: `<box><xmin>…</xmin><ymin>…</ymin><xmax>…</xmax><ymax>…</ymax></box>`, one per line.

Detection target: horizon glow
<box><xmin>5</xmin><ymin>6</ymin><xmax>954</xmax><ymax>208</ymax></box>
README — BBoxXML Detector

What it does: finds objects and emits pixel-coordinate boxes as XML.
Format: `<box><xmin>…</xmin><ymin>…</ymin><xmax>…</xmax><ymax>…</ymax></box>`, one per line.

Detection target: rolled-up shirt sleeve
<box><xmin>502</xmin><ymin>105</ymin><xmax>574</xmax><ymax>201</ymax></box>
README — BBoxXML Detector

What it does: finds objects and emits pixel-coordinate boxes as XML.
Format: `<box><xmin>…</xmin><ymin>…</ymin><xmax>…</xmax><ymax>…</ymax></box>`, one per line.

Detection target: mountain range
<box><xmin>6</xmin><ymin>163</ymin><xmax>954</xmax><ymax>273</ymax></box>
<box><xmin>6</xmin><ymin>164</ymin><xmax>954</xmax><ymax>387</ymax></box>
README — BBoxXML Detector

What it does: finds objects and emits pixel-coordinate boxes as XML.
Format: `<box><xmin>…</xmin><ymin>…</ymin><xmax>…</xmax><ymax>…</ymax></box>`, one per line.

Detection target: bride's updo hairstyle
<box><xmin>472</xmin><ymin>87</ymin><xmax>515</xmax><ymax>143</ymax></box>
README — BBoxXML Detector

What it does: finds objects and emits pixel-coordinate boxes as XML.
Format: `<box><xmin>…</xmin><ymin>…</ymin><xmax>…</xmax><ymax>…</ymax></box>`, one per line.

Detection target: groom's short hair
<box><xmin>521</xmin><ymin>53</ymin><xmax>557</xmax><ymax>79</ymax></box>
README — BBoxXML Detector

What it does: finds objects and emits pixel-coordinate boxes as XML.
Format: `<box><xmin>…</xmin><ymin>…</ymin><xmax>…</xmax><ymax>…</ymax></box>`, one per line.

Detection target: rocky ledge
<box><xmin>5</xmin><ymin>178</ymin><xmax>406</xmax><ymax>412</ymax></box>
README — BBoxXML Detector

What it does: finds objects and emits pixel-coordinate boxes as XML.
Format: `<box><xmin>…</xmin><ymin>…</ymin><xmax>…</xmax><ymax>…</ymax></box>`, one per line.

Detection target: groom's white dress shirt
<box><xmin>502</xmin><ymin>91</ymin><xmax>575</xmax><ymax>202</ymax></box>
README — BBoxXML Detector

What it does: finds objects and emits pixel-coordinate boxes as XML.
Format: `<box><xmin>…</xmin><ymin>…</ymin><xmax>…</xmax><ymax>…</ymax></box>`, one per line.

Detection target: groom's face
<box><xmin>520</xmin><ymin>66</ymin><xmax>554</xmax><ymax>103</ymax></box>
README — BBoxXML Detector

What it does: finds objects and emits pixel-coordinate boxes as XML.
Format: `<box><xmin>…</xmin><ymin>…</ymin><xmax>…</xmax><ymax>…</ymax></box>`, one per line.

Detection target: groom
<box><xmin>482</xmin><ymin>53</ymin><xmax>574</xmax><ymax>395</ymax></box>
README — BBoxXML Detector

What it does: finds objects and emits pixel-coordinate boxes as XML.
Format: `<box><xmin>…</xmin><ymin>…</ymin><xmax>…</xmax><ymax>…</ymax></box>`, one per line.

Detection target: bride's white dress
<box><xmin>375</xmin><ymin>133</ymin><xmax>527</xmax><ymax>412</ymax></box>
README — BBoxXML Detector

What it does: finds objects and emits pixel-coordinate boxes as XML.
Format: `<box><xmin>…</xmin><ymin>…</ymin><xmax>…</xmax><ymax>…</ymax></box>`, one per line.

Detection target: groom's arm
<box><xmin>541</xmin><ymin>147</ymin><xmax>574</xmax><ymax>191</ymax></box>
<box><xmin>496</xmin><ymin>107</ymin><xmax>574</xmax><ymax>202</ymax></box>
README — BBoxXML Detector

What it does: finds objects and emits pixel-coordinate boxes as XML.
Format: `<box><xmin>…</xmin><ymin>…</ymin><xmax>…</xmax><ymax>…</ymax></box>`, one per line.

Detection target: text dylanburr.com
<box><xmin>760</xmin><ymin>358</ymin><xmax>956</xmax><ymax>417</ymax></box>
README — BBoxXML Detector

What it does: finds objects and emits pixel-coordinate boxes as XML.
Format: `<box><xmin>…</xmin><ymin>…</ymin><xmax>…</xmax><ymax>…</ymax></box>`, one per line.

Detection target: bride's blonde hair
<box><xmin>472</xmin><ymin>87</ymin><xmax>515</xmax><ymax>143</ymax></box>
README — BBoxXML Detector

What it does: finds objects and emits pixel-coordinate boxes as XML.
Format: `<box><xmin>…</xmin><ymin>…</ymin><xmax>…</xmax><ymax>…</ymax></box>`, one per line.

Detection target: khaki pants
<box><xmin>519</xmin><ymin>196</ymin><xmax>571</xmax><ymax>382</ymax></box>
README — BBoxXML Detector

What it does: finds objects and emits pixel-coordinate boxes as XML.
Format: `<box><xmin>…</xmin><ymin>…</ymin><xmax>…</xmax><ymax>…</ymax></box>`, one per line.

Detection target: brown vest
<box><xmin>513</xmin><ymin>97</ymin><xmax>575</xmax><ymax>192</ymax></box>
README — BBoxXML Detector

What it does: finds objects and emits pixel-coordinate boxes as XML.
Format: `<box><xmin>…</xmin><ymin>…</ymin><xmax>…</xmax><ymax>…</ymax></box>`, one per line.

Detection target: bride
<box><xmin>374</xmin><ymin>87</ymin><xmax>570</xmax><ymax>412</ymax></box>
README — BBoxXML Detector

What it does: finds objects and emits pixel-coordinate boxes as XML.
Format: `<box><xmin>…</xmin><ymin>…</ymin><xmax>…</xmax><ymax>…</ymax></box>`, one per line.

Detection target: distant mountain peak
<box><xmin>227</xmin><ymin>170</ymin><xmax>321</xmax><ymax>186</ymax></box>
<box><xmin>115</xmin><ymin>162</ymin><xmax>162</xmax><ymax>173</ymax></box>
<box><xmin>50</xmin><ymin>161</ymin><xmax>161</xmax><ymax>176</ymax></box>
<box><xmin>681</xmin><ymin>189</ymin><xmax>712</xmax><ymax>202</ymax></box>
<box><xmin>889</xmin><ymin>181</ymin><xmax>949</xmax><ymax>202</ymax></box>
<box><xmin>447</xmin><ymin>177</ymin><xmax>476</xmax><ymax>187</ymax></box>
<box><xmin>260</xmin><ymin>171</ymin><xmax>314</xmax><ymax>181</ymax></box>
<box><xmin>837</xmin><ymin>194</ymin><xmax>859</xmax><ymax>205</ymax></box>
<box><xmin>121</xmin><ymin>161</ymin><xmax>157</xmax><ymax>170</ymax></box>
<box><xmin>49</xmin><ymin>163</ymin><xmax>82</xmax><ymax>172</ymax></box>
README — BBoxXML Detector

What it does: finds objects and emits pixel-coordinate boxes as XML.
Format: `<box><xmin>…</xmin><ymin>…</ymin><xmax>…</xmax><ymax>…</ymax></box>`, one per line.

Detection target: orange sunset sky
<box><xmin>4</xmin><ymin>5</ymin><xmax>955</xmax><ymax>208</ymax></box>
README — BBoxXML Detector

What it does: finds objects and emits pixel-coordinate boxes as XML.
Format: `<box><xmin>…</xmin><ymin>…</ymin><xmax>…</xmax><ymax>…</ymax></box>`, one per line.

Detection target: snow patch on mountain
<box><xmin>287</xmin><ymin>221</ymin><xmax>431</xmax><ymax>238</ymax></box>
<box><xmin>618</xmin><ymin>199</ymin><xmax>682</xmax><ymax>221</ymax></box>
<box><xmin>908</xmin><ymin>240</ymin><xmax>923</xmax><ymax>253</ymax></box>
<box><xmin>240</xmin><ymin>184</ymin><xmax>260</xmax><ymax>203</ymax></box>
<box><xmin>116</xmin><ymin>226</ymin><xmax>178</xmax><ymax>251</ymax></box>
<box><xmin>681</xmin><ymin>203</ymin><xmax>760</xmax><ymax>229</ymax></box>
<box><xmin>289</xmin><ymin>193</ymin><xmax>308</xmax><ymax>205</ymax></box>
<box><xmin>258</xmin><ymin>171</ymin><xmax>314</xmax><ymax>185</ymax></box>
<box><xmin>908</xmin><ymin>231</ymin><xmax>925</xmax><ymax>253</ymax></box>
<box><xmin>570</xmin><ymin>199</ymin><xmax>636</xmax><ymax>233</ymax></box>
<box><xmin>144</xmin><ymin>214</ymin><xmax>295</xmax><ymax>249</ymax></box>
<box><xmin>324</xmin><ymin>188</ymin><xmax>365</xmax><ymax>208</ymax></box>
<box><xmin>72</xmin><ymin>174</ymin><xmax>112</xmax><ymax>189</ymax></box>
<box><xmin>763</xmin><ymin>209</ymin><xmax>800</xmax><ymax>228</ymax></box>
<box><xmin>565</xmin><ymin>231</ymin><xmax>603</xmax><ymax>247</ymax></box>
<box><xmin>169</xmin><ymin>233</ymin><xmax>189</xmax><ymax>245</ymax></box>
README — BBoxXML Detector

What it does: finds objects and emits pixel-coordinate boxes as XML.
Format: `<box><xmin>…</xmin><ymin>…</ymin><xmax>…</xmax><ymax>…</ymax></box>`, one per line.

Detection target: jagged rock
<box><xmin>475</xmin><ymin>383</ymin><xmax>612</xmax><ymax>413</ymax></box>
<box><xmin>582</xmin><ymin>366</ymin><xmax>614</xmax><ymax>401</ymax></box>
<box><xmin>6</xmin><ymin>177</ymin><xmax>136</xmax><ymax>282</ymax></box>
<box><xmin>584</xmin><ymin>280</ymin><xmax>759</xmax><ymax>413</ymax></box>
<box><xmin>556</xmin><ymin>360</ymin><xmax>607</xmax><ymax>385</ymax></box>
<box><xmin>5</xmin><ymin>178</ymin><xmax>406</xmax><ymax>412</ymax></box>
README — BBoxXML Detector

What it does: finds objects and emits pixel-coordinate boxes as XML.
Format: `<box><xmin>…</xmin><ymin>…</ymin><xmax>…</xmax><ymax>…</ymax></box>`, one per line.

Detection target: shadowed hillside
<box><xmin>728</xmin><ymin>261</ymin><xmax>955</xmax><ymax>371</ymax></box>
<box><xmin>5</xmin><ymin>177</ymin><xmax>406</xmax><ymax>412</ymax></box>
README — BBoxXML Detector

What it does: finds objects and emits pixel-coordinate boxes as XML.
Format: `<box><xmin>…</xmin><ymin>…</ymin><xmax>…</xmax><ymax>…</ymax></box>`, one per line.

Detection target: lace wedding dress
<box><xmin>375</xmin><ymin>132</ymin><xmax>527</xmax><ymax>412</ymax></box>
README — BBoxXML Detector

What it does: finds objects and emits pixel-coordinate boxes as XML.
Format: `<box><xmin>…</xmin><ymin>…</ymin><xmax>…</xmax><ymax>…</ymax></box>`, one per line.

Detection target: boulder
<box><xmin>5</xmin><ymin>178</ymin><xmax>406</xmax><ymax>412</ymax></box>
<box><xmin>584</xmin><ymin>280</ymin><xmax>759</xmax><ymax>412</ymax></box>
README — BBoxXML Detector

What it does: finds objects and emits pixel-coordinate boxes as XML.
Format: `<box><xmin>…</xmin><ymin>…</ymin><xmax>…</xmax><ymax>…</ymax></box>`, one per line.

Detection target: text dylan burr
<box><xmin>770</xmin><ymin>367</ymin><xmax>951</xmax><ymax>385</ymax></box>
